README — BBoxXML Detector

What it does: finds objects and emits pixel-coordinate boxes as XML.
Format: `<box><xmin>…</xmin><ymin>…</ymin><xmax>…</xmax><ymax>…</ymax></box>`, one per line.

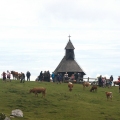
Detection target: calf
<box><xmin>105</xmin><ymin>92</ymin><xmax>112</xmax><ymax>101</ymax></box>
<box><xmin>29</xmin><ymin>87</ymin><xmax>46</xmax><ymax>97</ymax></box>
<box><xmin>90</xmin><ymin>85</ymin><xmax>97</xmax><ymax>92</ymax></box>
<box><xmin>83</xmin><ymin>82</ymin><xmax>90</xmax><ymax>90</ymax></box>
<box><xmin>68</xmin><ymin>82</ymin><xmax>73</xmax><ymax>91</ymax></box>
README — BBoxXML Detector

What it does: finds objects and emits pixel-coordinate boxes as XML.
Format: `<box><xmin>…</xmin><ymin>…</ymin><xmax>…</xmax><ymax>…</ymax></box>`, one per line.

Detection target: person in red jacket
<box><xmin>118</xmin><ymin>76</ymin><xmax>120</xmax><ymax>82</ymax></box>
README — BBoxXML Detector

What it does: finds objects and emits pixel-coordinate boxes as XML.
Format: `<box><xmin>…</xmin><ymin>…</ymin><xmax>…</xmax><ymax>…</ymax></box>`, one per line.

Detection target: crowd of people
<box><xmin>1</xmin><ymin>70</ymin><xmax>31</xmax><ymax>83</ymax></box>
<box><xmin>98</xmin><ymin>75</ymin><xmax>115</xmax><ymax>87</ymax></box>
<box><xmin>63</xmin><ymin>72</ymin><xmax>82</xmax><ymax>83</ymax></box>
<box><xmin>35</xmin><ymin>70</ymin><xmax>51</xmax><ymax>82</ymax></box>
<box><xmin>35</xmin><ymin>71</ymin><xmax>82</xmax><ymax>84</ymax></box>
<box><xmin>1</xmin><ymin>70</ymin><xmax>120</xmax><ymax>86</ymax></box>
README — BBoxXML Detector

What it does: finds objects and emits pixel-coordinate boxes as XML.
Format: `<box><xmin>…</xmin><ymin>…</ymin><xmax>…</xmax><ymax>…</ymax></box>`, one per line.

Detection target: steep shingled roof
<box><xmin>54</xmin><ymin>56</ymin><xmax>86</xmax><ymax>75</ymax></box>
<box><xmin>65</xmin><ymin>40</ymin><xmax>75</xmax><ymax>49</ymax></box>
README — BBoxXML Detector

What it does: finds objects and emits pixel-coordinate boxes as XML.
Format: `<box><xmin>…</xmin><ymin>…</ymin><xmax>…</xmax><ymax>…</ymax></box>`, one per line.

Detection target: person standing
<box><xmin>106</xmin><ymin>78</ymin><xmax>110</xmax><ymax>88</ymax></box>
<box><xmin>51</xmin><ymin>72</ymin><xmax>55</xmax><ymax>82</ymax></box>
<box><xmin>70</xmin><ymin>74</ymin><xmax>75</xmax><ymax>81</ymax></box>
<box><xmin>102</xmin><ymin>77</ymin><xmax>106</xmax><ymax>88</ymax></box>
<box><xmin>110</xmin><ymin>75</ymin><xmax>113</xmax><ymax>87</ymax></box>
<box><xmin>46</xmin><ymin>70</ymin><xmax>50</xmax><ymax>82</ymax></box>
<box><xmin>64</xmin><ymin>72</ymin><xmax>68</xmax><ymax>82</ymax></box>
<box><xmin>38</xmin><ymin>71</ymin><xmax>44</xmax><ymax>82</ymax></box>
<box><xmin>57</xmin><ymin>73</ymin><xmax>60</xmax><ymax>84</ymax></box>
<box><xmin>78</xmin><ymin>73</ymin><xmax>82</xmax><ymax>82</ymax></box>
<box><xmin>26</xmin><ymin>71</ymin><xmax>31</xmax><ymax>81</ymax></box>
<box><xmin>118</xmin><ymin>76</ymin><xmax>120</xmax><ymax>82</ymax></box>
<box><xmin>57</xmin><ymin>73</ymin><xmax>62</xmax><ymax>84</ymax></box>
<box><xmin>6</xmin><ymin>70</ymin><xmax>11</xmax><ymax>82</ymax></box>
<box><xmin>1</xmin><ymin>71</ymin><xmax>6</xmax><ymax>82</ymax></box>
<box><xmin>44</xmin><ymin>71</ymin><xmax>47</xmax><ymax>81</ymax></box>
<box><xmin>74</xmin><ymin>72</ymin><xmax>78</xmax><ymax>82</ymax></box>
<box><xmin>20</xmin><ymin>72</ymin><xmax>25</xmax><ymax>83</ymax></box>
<box><xmin>98</xmin><ymin>75</ymin><xmax>102</xmax><ymax>87</ymax></box>
<box><xmin>59</xmin><ymin>73</ymin><xmax>63</xmax><ymax>83</ymax></box>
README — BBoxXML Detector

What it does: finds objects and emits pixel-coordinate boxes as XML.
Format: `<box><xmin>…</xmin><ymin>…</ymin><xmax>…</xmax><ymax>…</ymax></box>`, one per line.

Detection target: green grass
<box><xmin>0</xmin><ymin>79</ymin><xmax>120</xmax><ymax>120</ymax></box>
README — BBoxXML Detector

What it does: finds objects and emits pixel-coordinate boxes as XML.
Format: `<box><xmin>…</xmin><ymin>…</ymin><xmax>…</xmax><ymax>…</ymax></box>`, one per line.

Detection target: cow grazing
<box><xmin>29</xmin><ymin>87</ymin><xmax>46</xmax><ymax>97</ymax></box>
<box><xmin>68</xmin><ymin>82</ymin><xmax>73</xmax><ymax>91</ymax></box>
<box><xmin>90</xmin><ymin>85</ymin><xmax>97</xmax><ymax>92</ymax></box>
<box><xmin>83</xmin><ymin>82</ymin><xmax>90</xmax><ymax>90</ymax></box>
<box><xmin>105</xmin><ymin>92</ymin><xmax>112</xmax><ymax>101</ymax></box>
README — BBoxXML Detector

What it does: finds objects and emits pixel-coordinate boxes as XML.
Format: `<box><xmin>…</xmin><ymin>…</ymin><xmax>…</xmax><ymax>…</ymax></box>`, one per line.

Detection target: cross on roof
<box><xmin>68</xmin><ymin>35</ymin><xmax>71</xmax><ymax>40</ymax></box>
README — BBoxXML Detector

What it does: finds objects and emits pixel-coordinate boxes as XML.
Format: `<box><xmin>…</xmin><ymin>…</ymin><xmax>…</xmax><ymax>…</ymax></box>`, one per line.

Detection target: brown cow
<box><xmin>105</xmin><ymin>92</ymin><xmax>112</xmax><ymax>101</ymax></box>
<box><xmin>68</xmin><ymin>82</ymin><xmax>73</xmax><ymax>91</ymax></box>
<box><xmin>90</xmin><ymin>85</ymin><xmax>97</xmax><ymax>92</ymax></box>
<box><xmin>29</xmin><ymin>87</ymin><xmax>46</xmax><ymax>97</ymax></box>
<box><xmin>11</xmin><ymin>71</ymin><xmax>19</xmax><ymax>80</ymax></box>
<box><xmin>83</xmin><ymin>81</ymin><xmax>90</xmax><ymax>90</ymax></box>
<box><xmin>113</xmin><ymin>81</ymin><xmax>120</xmax><ymax>86</ymax></box>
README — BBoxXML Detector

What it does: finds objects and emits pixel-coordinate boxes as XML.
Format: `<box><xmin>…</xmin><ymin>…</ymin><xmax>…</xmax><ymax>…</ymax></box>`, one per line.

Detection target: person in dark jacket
<box><xmin>59</xmin><ymin>73</ymin><xmax>63</xmax><ymax>83</ymax></box>
<box><xmin>98</xmin><ymin>75</ymin><xmax>102</xmax><ymax>87</ymax></box>
<box><xmin>38</xmin><ymin>71</ymin><xmax>43</xmax><ymax>82</ymax></box>
<box><xmin>110</xmin><ymin>75</ymin><xmax>113</xmax><ymax>87</ymax></box>
<box><xmin>57</xmin><ymin>73</ymin><xmax>61</xmax><ymax>84</ymax></box>
<box><xmin>44</xmin><ymin>71</ymin><xmax>47</xmax><ymax>81</ymax></box>
<box><xmin>26</xmin><ymin>71</ymin><xmax>31</xmax><ymax>81</ymax></box>
<box><xmin>46</xmin><ymin>70</ymin><xmax>50</xmax><ymax>82</ymax></box>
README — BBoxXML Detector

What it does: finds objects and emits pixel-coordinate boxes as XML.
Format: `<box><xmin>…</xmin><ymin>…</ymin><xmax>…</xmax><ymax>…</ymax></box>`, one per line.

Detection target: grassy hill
<box><xmin>0</xmin><ymin>79</ymin><xmax>120</xmax><ymax>120</ymax></box>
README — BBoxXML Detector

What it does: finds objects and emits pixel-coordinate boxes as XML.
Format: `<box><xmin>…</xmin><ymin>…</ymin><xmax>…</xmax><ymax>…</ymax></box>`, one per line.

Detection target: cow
<box><xmin>83</xmin><ymin>81</ymin><xmax>90</xmax><ymax>90</ymax></box>
<box><xmin>105</xmin><ymin>92</ymin><xmax>112</xmax><ymax>101</ymax></box>
<box><xmin>68</xmin><ymin>82</ymin><xmax>73</xmax><ymax>91</ymax></box>
<box><xmin>11</xmin><ymin>71</ymin><xmax>19</xmax><ymax>80</ymax></box>
<box><xmin>90</xmin><ymin>85</ymin><xmax>97</xmax><ymax>92</ymax></box>
<box><xmin>29</xmin><ymin>87</ymin><xmax>46</xmax><ymax>97</ymax></box>
<box><xmin>113</xmin><ymin>81</ymin><xmax>120</xmax><ymax>86</ymax></box>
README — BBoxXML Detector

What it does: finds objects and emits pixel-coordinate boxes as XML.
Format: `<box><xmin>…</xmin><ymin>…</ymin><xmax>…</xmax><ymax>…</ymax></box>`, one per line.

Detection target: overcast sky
<box><xmin>0</xmin><ymin>0</ymin><xmax>120</xmax><ymax>80</ymax></box>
